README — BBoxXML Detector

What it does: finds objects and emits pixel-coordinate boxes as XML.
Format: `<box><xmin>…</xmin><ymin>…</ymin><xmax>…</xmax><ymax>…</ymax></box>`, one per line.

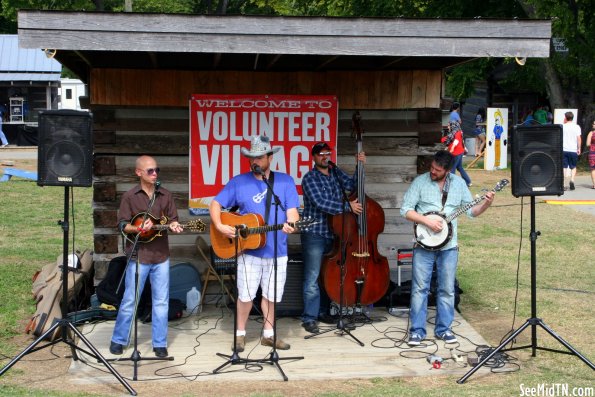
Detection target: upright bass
<box><xmin>321</xmin><ymin>112</ymin><xmax>390</xmax><ymax>307</ymax></box>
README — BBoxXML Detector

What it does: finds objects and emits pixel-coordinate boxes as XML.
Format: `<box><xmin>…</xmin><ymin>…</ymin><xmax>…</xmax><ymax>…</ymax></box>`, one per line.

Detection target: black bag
<box><xmin>96</xmin><ymin>256</ymin><xmax>127</xmax><ymax>307</ymax></box>
<box><xmin>95</xmin><ymin>256</ymin><xmax>151</xmax><ymax>316</ymax></box>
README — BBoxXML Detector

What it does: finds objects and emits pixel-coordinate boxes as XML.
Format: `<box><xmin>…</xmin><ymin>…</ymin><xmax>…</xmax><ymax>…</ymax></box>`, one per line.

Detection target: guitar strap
<box><xmin>264</xmin><ymin>171</ymin><xmax>275</xmax><ymax>225</ymax></box>
<box><xmin>441</xmin><ymin>174</ymin><xmax>451</xmax><ymax>211</ymax></box>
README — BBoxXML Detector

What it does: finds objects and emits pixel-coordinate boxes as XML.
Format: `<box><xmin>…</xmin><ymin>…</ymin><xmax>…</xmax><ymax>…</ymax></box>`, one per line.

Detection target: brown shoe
<box><xmin>261</xmin><ymin>336</ymin><xmax>290</xmax><ymax>350</ymax></box>
<box><xmin>232</xmin><ymin>335</ymin><xmax>245</xmax><ymax>352</ymax></box>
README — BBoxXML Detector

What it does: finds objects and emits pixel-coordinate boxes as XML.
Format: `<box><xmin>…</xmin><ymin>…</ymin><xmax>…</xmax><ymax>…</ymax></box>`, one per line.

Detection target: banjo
<box><xmin>414</xmin><ymin>179</ymin><xmax>509</xmax><ymax>251</ymax></box>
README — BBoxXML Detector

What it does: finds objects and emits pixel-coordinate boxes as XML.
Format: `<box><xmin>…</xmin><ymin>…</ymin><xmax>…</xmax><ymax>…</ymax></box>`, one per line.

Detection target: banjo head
<box><xmin>414</xmin><ymin>213</ymin><xmax>453</xmax><ymax>251</ymax></box>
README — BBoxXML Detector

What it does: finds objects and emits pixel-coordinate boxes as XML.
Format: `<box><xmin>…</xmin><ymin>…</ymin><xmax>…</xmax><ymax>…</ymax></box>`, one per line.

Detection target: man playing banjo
<box><xmin>401</xmin><ymin>150</ymin><xmax>495</xmax><ymax>346</ymax></box>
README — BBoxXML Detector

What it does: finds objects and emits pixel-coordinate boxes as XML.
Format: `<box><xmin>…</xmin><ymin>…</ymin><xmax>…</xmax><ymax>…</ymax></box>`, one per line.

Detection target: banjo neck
<box><xmin>444</xmin><ymin>193</ymin><xmax>487</xmax><ymax>223</ymax></box>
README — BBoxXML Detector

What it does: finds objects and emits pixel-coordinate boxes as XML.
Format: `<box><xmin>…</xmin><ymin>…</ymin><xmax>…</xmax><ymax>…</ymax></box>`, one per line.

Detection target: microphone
<box><xmin>252</xmin><ymin>165</ymin><xmax>264</xmax><ymax>175</ymax></box>
<box><xmin>155</xmin><ymin>180</ymin><xmax>161</xmax><ymax>191</ymax></box>
<box><xmin>327</xmin><ymin>160</ymin><xmax>337</xmax><ymax>168</ymax></box>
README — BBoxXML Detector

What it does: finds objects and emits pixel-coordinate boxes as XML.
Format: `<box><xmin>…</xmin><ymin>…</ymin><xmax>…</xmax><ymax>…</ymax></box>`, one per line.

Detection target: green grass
<box><xmin>0</xmin><ymin>171</ymin><xmax>593</xmax><ymax>396</ymax></box>
<box><xmin>0</xmin><ymin>179</ymin><xmax>93</xmax><ymax>355</ymax></box>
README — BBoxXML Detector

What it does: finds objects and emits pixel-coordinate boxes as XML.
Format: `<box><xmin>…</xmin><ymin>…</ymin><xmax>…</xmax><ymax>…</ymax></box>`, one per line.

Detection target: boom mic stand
<box><xmin>109</xmin><ymin>182</ymin><xmax>174</xmax><ymax>381</ymax></box>
<box><xmin>306</xmin><ymin>163</ymin><xmax>364</xmax><ymax>346</ymax></box>
<box><xmin>458</xmin><ymin>197</ymin><xmax>594</xmax><ymax>383</ymax></box>
<box><xmin>0</xmin><ymin>187</ymin><xmax>136</xmax><ymax>396</ymax></box>
<box><xmin>213</xmin><ymin>172</ymin><xmax>303</xmax><ymax>381</ymax></box>
<box><xmin>109</xmin><ymin>181</ymin><xmax>174</xmax><ymax>380</ymax></box>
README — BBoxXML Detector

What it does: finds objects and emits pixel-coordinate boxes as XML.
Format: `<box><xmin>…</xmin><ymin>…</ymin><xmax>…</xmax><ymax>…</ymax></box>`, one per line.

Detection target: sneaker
<box><xmin>301</xmin><ymin>320</ymin><xmax>319</xmax><ymax>334</ymax></box>
<box><xmin>232</xmin><ymin>335</ymin><xmax>245</xmax><ymax>352</ymax></box>
<box><xmin>261</xmin><ymin>336</ymin><xmax>291</xmax><ymax>350</ymax></box>
<box><xmin>407</xmin><ymin>333</ymin><xmax>422</xmax><ymax>346</ymax></box>
<box><xmin>436</xmin><ymin>330</ymin><xmax>457</xmax><ymax>344</ymax></box>
<box><xmin>109</xmin><ymin>341</ymin><xmax>123</xmax><ymax>355</ymax></box>
<box><xmin>569</xmin><ymin>181</ymin><xmax>575</xmax><ymax>190</ymax></box>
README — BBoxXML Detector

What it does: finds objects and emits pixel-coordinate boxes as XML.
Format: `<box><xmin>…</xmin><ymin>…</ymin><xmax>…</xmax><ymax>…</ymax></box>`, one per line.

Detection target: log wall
<box><xmin>92</xmin><ymin>107</ymin><xmax>441</xmax><ymax>284</ymax></box>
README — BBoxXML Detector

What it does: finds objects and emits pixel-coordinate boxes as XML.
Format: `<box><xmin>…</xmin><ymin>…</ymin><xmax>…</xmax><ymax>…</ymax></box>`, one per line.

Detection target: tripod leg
<box><xmin>457</xmin><ymin>319</ymin><xmax>532</xmax><ymax>384</ymax></box>
<box><xmin>66</xmin><ymin>322</ymin><xmax>137</xmax><ymax>395</ymax></box>
<box><xmin>0</xmin><ymin>320</ymin><xmax>63</xmax><ymax>376</ymax></box>
<box><xmin>537</xmin><ymin>320</ymin><xmax>595</xmax><ymax>370</ymax></box>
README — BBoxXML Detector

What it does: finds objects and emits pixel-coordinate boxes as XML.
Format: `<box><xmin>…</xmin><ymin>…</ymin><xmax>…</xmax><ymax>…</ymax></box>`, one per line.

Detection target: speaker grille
<box><xmin>511</xmin><ymin>125</ymin><xmax>563</xmax><ymax>197</ymax></box>
<box><xmin>37</xmin><ymin>110</ymin><xmax>93</xmax><ymax>187</ymax></box>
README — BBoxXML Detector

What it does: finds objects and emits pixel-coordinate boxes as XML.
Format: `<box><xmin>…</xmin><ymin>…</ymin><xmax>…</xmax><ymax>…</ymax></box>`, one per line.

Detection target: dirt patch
<box><xmin>0</xmin><ymin>158</ymin><xmax>37</xmax><ymax>172</ymax></box>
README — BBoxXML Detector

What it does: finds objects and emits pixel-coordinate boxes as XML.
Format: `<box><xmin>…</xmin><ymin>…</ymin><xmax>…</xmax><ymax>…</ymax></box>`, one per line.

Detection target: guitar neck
<box><xmin>445</xmin><ymin>191</ymin><xmax>491</xmax><ymax>223</ymax></box>
<box><xmin>245</xmin><ymin>223</ymin><xmax>286</xmax><ymax>235</ymax></box>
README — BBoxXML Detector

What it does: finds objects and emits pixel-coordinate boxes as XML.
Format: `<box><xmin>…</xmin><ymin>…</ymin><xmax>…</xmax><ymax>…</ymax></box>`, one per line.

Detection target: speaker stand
<box><xmin>458</xmin><ymin>197</ymin><xmax>594</xmax><ymax>383</ymax></box>
<box><xmin>0</xmin><ymin>187</ymin><xmax>136</xmax><ymax>395</ymax></box>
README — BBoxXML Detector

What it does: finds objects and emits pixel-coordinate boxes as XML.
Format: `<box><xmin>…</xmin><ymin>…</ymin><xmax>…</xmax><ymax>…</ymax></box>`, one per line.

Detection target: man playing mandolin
<box><xmin>401</xmin><ymin>150</ymin><xmax>494</xmax><ymax>346</ymax></box>
<box><xmin>209</xmin><ymin>135</ymin><xmax>300</xmax><ymax>352</ymax></box>
<box><xmin>109</xmin><ymin>155</ymin><xmax>183</xmax><ymax>358</ymax></box>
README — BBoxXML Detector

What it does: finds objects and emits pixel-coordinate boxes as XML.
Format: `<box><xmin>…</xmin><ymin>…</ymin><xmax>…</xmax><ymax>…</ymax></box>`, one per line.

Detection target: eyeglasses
<box><xmin>316</xmin><ymin>151</ymin><xmax>332</xmax><ymax>156</ymax></box>
<box><xmin>143</xmin><ymin>167</ymin><xmax>160</xmax><ymax>175</ymax></box>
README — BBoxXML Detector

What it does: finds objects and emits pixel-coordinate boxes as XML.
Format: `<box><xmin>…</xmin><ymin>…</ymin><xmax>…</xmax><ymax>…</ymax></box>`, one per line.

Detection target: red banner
<box><xmin>189</xmin><ymin>94</ymin><xmax>338</xmax><ymax>215</ymax></box>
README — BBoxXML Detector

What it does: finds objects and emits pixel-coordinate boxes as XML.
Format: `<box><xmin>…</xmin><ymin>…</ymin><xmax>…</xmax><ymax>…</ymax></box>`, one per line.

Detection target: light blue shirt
<box><xmin>400</xmin><ymin>172</ymin><xmax>473</xmax><ymax>250</ymax></box>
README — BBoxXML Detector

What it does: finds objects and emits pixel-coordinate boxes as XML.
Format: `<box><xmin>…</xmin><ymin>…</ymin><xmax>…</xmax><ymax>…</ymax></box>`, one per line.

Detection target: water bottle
<box><xmin>186</xmin><ymin>286</ymin><xmax>200</xmax><ymax>315</ymax></box>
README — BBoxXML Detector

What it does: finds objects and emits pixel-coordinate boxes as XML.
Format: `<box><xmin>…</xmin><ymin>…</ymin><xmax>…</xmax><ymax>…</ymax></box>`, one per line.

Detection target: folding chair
<box><xmin>195</xmin><ymin>236</ymin><xmax>235</xmax><ymax>312</ymax></box>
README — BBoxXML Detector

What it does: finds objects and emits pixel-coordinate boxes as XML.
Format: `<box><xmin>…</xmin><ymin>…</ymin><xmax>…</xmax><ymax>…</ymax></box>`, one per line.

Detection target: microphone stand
<box><xmin>305</xmin><ymin>163</ymin><xmax>364</xmax><ymax>346</ymax></box>
<box><xmin>109</xmin><ymin>182</ymin><xmax>174</xmax><ymax>381</ymax></box>
<box><xmin>258</xmin><ymin>171</ymin><xmax>304</xmax><ymax>380</ymax></box>
<box><xmin>213</xmin><ymin>167</ymin><xmax>304</xmax><ymax>381</ymax></box>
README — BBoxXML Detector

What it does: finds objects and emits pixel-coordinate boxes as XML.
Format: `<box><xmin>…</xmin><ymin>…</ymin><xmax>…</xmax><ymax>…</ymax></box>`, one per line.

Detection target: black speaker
<box><xmin>251</xmin><ymin>253</ymin><xmax>304</xmax><ymax>317</ymax></box>
<box><xmin>37</xmin><ymin>110</ymin><xmax>93</xmax><ymax>187</ymax></box>
<box><xmin>276</xmin><ymin>253</ymin><xmax>304</xmax><ymax>316</ymax></box>
<box><xmin>511</xmin><ymin>125</ymin><xmax>563</xmax><ymax>197</ymax></box>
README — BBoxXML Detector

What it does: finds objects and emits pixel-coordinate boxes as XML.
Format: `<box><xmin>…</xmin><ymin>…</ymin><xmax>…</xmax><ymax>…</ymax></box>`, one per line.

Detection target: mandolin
<box><xmin>123</xmin><ymin>212</ymin><xmax>206</xmax><ymax>244</ymax></box>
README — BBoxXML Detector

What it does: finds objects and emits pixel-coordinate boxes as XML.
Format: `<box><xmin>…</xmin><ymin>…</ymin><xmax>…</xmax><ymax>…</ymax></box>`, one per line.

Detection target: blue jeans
<box><xmin>409</xmin><ymin>247</ymin><xmax>458</xmax><ymax>338</ymax></box>
<box><xmin>451</xmin><ymin>154</ymin><xmax>471</xmax><ymax>186</ymax></box>
<box><xmin>111</xmin><ymin>259</ymin><xmax>170</xmax><ymax>348</ymax></box>
<box><xmin>300</xmin><ymin>233</ymin><xmax>333</xmax><ymax>323</ymax></box>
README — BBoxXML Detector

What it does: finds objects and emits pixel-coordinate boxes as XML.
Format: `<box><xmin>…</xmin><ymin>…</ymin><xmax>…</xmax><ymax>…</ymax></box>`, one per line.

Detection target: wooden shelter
<box><xmin>17</xmin><ymin>11</ymin><xmax>551</xmax><ymax>284</ymax></box>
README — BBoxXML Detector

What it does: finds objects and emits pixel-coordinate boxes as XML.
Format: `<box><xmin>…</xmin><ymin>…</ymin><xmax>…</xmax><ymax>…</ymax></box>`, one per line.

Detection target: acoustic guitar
<box><xmin>211</xmin><ymin>212</ymin><xmax>319</xmax><ymax>259</ymax></box>
<box><xmin>123</xmin><ymin>212</ymin><xmax>206</xmax><ymax>244</ymax></box>
<box><xmin>414</xmin><ymin>179</ymin><xmax>508</xmax><ymax>251</ymax></box>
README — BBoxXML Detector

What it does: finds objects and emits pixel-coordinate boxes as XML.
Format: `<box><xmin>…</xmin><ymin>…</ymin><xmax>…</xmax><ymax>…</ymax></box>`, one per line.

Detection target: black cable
<box><xmin>499</xmin><ymin>196</ymin><xmax>524</xmax><ymax>347</ymax></box>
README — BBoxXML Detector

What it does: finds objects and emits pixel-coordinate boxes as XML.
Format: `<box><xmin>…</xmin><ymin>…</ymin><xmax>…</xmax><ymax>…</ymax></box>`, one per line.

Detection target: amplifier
<box><xmin>252</xmin><ymin>253</ymin><xmax>304</xmax><ymax>317</ymax></box>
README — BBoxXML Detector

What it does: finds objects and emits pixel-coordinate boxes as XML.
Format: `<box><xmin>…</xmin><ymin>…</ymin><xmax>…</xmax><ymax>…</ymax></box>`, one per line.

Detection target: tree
<box><xmin>516</xmin><ymin>0</ymin><xmax>594</xmax><ymax>128</ymax></box>
<box><xmin>1</xmin><ymin>0</ymin><xmax>591</xmax><ymax>128</ymax></box>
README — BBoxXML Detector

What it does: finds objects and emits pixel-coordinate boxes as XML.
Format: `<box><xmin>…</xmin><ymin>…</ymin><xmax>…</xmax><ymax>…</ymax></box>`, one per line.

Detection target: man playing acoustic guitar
<box><xmin>209</xmin><ymin>135</ymin><xmax>300</xmax><ymax>352</ymax></box>
<box><xmin>401</xmin><ymin>150</ymin><xmax>494</xmax><ymax>346</ymax></box>
<box><xmin>110</xmin><ymin>155</ymin><xmax>183</xmax><ymax>358</ymax></box>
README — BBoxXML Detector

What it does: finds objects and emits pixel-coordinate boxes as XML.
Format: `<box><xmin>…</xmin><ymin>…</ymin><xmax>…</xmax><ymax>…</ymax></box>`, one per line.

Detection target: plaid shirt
<box><xmin>302</xmin><ymin>166</ymin><xmax>357</xmax><ymax>239</ymax></box>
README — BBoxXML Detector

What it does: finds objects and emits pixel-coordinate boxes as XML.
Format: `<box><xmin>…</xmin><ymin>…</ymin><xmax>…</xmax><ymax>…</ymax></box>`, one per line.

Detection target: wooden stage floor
<box><xmin>67</xmin><ymin>304</ymin><xmax>490</xmax><ymax>387</ymax></box>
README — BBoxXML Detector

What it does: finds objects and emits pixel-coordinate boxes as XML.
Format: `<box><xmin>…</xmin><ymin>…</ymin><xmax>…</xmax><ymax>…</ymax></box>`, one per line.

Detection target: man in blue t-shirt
<box><xmin>209</xmin><ymin>135</ymin><xmax>299</xmax><ymax>352</ymax></box>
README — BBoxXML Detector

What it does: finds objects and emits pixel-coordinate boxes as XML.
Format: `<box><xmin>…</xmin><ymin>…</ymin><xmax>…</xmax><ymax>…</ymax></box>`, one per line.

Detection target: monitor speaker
<box><xmin>37</xmin><ymin>110</ymin><xmax>93</xmax><ymax>187</ymax></box>
<box><xmin>511</xmin><ymin>125</ymin><xmax>563</xmax><ymax>197</ymax></box>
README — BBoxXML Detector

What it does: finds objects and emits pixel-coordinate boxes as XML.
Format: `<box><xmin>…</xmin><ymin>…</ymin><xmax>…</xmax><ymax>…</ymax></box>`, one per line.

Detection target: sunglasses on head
<box><xmin>144</xmin><ymin>167</ymin><xmax>160</xmax><ymax>175</ymax></box>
